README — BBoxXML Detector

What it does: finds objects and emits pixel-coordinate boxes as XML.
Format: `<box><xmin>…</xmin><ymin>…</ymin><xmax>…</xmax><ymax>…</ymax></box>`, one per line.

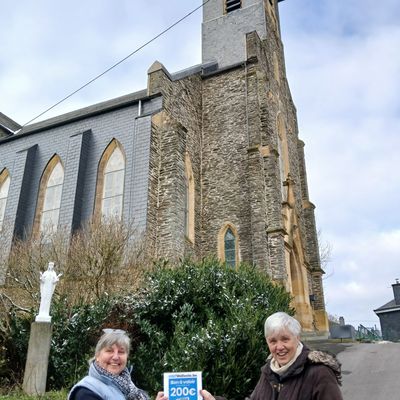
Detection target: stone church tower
<box><xmin>146</xmin><ymin>0</ymin><xmax>329</xmax><ymax>335</ymax></box>
<box><xmin>0</xmin><ymin>0</ymin><xmax>329</xmax><ymax>335</ymax></box>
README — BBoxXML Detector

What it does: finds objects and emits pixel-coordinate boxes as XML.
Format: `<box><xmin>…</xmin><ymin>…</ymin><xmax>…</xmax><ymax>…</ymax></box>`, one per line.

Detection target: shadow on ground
<box><xmin>303</xmin><ymin>339</ymin><xmax>354</xmax><ymax>356</ymax></box>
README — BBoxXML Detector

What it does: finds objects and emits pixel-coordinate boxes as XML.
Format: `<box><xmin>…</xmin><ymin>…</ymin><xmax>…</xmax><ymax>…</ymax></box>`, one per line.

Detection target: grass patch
<box><xmin>0</xmin><ymin>390</ymin><xmax>67</xmax><ymax>399</ymax></box>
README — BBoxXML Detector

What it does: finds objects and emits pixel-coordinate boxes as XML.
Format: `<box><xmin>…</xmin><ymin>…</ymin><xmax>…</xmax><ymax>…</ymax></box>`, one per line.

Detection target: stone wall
<box><xmin>379</xmin><ymin>311</ymin><xmax>400</xmax><ymax>342</ymax></box>
<box><xmin>243</xmin><ymin>27</ymin><xmax>327</xmax><ymax>331</ymax></box>
<box><xmin>143</xmin><ymin>24</ymin><xmax>329</xmax><ymax>333</ymax></box>
<box><xmin>147</xmin><ymin>63</ymin><xmax>203</xmax><ymax>260</ymax></box>
<box><xmin>201</xmin><ymin>66</ymin><xmax>252</xmax><ymax>263</ymax></box>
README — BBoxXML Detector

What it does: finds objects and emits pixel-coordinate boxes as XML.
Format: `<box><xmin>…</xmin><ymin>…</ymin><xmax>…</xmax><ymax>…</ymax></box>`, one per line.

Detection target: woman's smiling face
<box><xmin>266</xmin><ymin>329</ymin><xmax>299</xmax><ymax>366</ymax></box>
<box><xmin>96</xmin><ymin>343</ymin><xmax>128</xmax><ymax>375</ymax></box>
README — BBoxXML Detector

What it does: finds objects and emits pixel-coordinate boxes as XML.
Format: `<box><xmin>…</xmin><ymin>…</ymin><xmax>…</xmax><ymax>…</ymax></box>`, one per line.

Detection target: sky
<box><xmin>1</xmin><ymin>0</ymin><xmax>399</xmax><ymax>331</ymax></box>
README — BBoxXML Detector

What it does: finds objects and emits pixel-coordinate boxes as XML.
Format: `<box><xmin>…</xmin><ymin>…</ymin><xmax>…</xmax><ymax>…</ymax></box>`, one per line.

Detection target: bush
<box><xmin>1</xmin><ymin>259</ymin><xmax>293</xmax><ymax>399</ymax></box>
<box><xmin>0</xmin><ymin>309</ymin><xmax>32</xmax><ymax>389</ymax></box>
<box><xmin>0</xmin><ymin>297</ymin><xmax>115</xmax><ymax>391</ymax></box>
<box><xmin>124</xmin><ymin>259</ymin><xmax>293</xmax><ymax>400</ymax></box>
<box><xmin>47</xmin><ymin>296</ymin><xmax>115</xmax><ymax>389</ymax></box>
<box><xmin>0</xmin><ymin>218</ymin><xmax>150</xmax><ymax>390</ymax></box>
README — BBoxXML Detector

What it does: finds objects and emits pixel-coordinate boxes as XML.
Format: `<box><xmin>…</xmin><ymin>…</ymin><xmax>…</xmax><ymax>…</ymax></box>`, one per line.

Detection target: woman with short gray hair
<box><xmin>68</xmin><ymin>329</ymin><xmax>167</xmax><ymax>400</ymax></box>
<box><xmin>264</xmin><ymin>311</ymin><xmax>302</xmax><ymax>338</ymax></box>
<box><xmin>202</xmin><ymin>311</ymin><xmax>343</xmax><ymax>400</ymax></box>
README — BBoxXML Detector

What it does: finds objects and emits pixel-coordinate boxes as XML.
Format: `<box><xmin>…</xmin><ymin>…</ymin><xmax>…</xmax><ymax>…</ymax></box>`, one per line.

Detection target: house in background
<box><xmin>374</xmin><ymin>280</ymin><xmax>400</xmax><ymax>341</ymax></box>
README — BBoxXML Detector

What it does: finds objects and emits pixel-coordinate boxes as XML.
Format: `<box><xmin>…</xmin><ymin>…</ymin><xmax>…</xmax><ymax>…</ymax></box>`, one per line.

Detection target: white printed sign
<box><xmin>163</xmin><ymin>371</ymin><xmax>202</xmax><ymax>400</ymax></box>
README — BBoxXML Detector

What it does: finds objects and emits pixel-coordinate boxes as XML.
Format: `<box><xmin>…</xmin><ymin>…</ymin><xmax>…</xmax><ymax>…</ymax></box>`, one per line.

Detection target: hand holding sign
<box><xmin>199</xmin><ymin>390</ymin><xmax>216</xmax><ymax>400</ymax></box>
<box><xmin>163</xmin><ymin>372</ymin><xmax>202</xmax><ymax>400</ymax></box>
<box><xmin>156</xmin><ymin>392</ymin><xmax>169</xmax><ymax>400</ymax></box>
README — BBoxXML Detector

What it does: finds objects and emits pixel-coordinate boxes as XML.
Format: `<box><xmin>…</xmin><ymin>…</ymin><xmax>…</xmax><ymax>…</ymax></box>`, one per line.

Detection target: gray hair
<box><xmin>264</xmin><ymin>312</ymin><xmax>301</xmax><ymax>339</ymax></box>
<box><xmin>94</xmin><ymin>329</ymin><xmax>131</xmax><ymax>357</ymax></box>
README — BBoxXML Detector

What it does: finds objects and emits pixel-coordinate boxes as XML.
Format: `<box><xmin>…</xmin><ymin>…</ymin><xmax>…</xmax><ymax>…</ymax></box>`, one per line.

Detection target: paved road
<box><xmin>337</xmin><ymin>341</ymin><xmax>400</xmax><ymax>400</ymax></box>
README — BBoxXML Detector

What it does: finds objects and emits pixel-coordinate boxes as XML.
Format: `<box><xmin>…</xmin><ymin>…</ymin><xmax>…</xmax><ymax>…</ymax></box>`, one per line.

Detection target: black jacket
<box><xmin>250</xmin><ymin>346</ymin><xmax>343</xmax><ymax>400</ymax></box>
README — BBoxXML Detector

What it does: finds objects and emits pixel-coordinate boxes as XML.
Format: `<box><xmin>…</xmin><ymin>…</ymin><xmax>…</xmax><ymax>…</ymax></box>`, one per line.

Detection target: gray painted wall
<box><xmin>202</xmin><ymin>0</ymin><xmax>267</xmax><ymax>67</ymax></box>
<box><xmin>379</xmin><ymin>311</ymin><xmax>400</xmax><ymax>342</ymax></box>
<box><xmin>0</xmin><ymin>96</ymin><xmax>162</xmax><ymax>279</ymax></box>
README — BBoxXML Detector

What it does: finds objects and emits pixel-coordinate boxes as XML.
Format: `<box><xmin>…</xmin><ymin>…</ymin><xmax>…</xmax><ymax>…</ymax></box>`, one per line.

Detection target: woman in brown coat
<box><xmin>201</xmin><ymin>312</ymin><xmax>343</xmax><ymax>400</ymax></box>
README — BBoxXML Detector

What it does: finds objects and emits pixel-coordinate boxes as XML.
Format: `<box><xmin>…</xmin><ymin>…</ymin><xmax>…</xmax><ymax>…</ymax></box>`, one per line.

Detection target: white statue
<box><xmin>35</xmin><ymin>262</ymin><xmax>62</xmax><ymax>323</ymax></box>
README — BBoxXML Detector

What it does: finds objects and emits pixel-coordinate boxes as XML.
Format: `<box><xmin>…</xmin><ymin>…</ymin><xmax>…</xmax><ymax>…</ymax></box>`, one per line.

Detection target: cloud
<box><xmin>283</xmin><ymin>29</ymin><xmax>400</xmax><ymax>120</ymax></box>
<box><xmin>0</xmin><ymin>0</ymin><xmax>204</xmax><ymax>123</ymax></box>
<box><xmin>323</xmin><ymin>228</ymin><xmax>400</xmax><ymax>326</ymax></box>
<box><xmin>280</xmin><ymin>0</ymin><xmax>400</xmax><ymax>329</ymax></box>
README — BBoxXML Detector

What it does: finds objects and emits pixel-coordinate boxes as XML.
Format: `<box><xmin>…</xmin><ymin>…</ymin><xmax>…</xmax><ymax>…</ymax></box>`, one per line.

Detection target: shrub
<box><xmin>1</xmin><ymin>258</ymin><xmax>293</xmax><ymax>399</ymax></box>
<box><xmin>47</xmin><ymin>296</ymin><xmax>115</xmax><ymax>389</ymax></box>
<box><xmin>124</xmin><ymin>259</ymin><xmax>293</xmax><ymax>400</ymax></box>
<box><xmin>0</xmin><ymin>309</ymin><xmax>32</xmax><ymax>389</ymax></box>
<box><xmin>0</xmin><ymin>218</ymin><xmax>150</xmax><ymax>390</ymax></box>
<box><xmin>0</xmin><ymin>297</ymin><xmax>115</xmax><ymax>391</ymax></box>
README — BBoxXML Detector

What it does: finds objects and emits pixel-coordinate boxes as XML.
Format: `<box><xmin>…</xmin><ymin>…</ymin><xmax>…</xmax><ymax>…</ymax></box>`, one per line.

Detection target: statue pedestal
<box><xmin>23</xmin><ymin>322</ymin><xmax>53</xmax><ymax>395</ymax></box>
<box><xmin>35</xmin><ymin>314</ymin><xmax>51</xmax><ymax>323</ymax></box>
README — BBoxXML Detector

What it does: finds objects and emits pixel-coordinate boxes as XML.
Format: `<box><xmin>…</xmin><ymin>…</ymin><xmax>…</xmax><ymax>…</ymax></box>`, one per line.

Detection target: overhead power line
<box><xmin>22</xmin><ymin>0</ymin><xmax>210</xmax><ymax>127</ymax></box>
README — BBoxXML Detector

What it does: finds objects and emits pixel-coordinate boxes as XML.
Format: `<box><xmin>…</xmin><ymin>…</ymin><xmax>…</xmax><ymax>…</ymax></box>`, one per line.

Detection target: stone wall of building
<box><xmin>242</xmin><ymin>25</ymin><xmax>327</xmax><ymax>332</ymax></box>
<box><xmin>147</xmin><ymin>63</ymin><xmax>203</xmax><ymax>260</ymax></box>
<box><xmin>201</xmin><ymin>66</ymin><xmax>253</xmax><ymax>263</ymax></box>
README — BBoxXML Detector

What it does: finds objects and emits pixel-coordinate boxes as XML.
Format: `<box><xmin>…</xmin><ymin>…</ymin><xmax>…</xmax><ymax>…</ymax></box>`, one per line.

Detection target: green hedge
<box><xmin>126</xmin><ymin>259</ymin><xmax>293</xmax><ymax>399</ymax></box>
<box><xmin>1</xmin><ymin>259</ymin><xmax>293</xmax><ymax>399</ymax></box>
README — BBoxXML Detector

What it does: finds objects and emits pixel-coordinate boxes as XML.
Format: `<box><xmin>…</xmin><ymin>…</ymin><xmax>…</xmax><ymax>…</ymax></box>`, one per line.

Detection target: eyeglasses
<box><xmin>102</xmin><ymin>328</ymin><xmax>126</xmax><ymax>334</ymax></box>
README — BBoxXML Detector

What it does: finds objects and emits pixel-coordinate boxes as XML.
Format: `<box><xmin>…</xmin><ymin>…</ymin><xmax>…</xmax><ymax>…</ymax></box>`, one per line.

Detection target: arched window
<box><xmin>224</xmin><ymin>228</ymin><xmax>236</xmax><ymax>267</ymax></box>
<box><xmin>184</xmin><ymin>153</ymin><xmax>195</xmax><ymax>243</ymax></box>
<box><xmin>95</xmin><ymin>140</ymin><xmax>125</xmax><ymax>221</ymax></box>
<box><xmin>218</xmin><ymin>223</ymin><xmax>239</xmax><ymax>267</ymax></box>
<box><xmin>34</xmin><ymin>156</ymin><xmax>64</xmax><ymax>238</ymax></box>
<box><xmin>0</xmin><ymin>169</ymin><xmax>10</xmax><ymax>231</ymax></box>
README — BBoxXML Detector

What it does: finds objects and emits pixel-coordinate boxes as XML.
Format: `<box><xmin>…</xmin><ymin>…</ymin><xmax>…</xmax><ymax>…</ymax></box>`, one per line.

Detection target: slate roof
<box><xmin>1</xmin><ymin>59</ymin><xmax>222</xmax><ymax>144</ymax></box>
<box><xmin>20</xmin><ymin>89</ymin><xmax>150</xmax><ymax>135</ymax></box>
<box><xmin>374</xmin><ymin>299</ymin><xmax>400</xmax><ymax>314</ymax></box>
<box><xmin>0</xmin><ymin>88</ymin><xmax>160</xmax><ymax>145</ymax></box>
<box><xmin>0</xmin><ymin>112</ymin><xmax>21</xmax><ymax>135</ymax></box>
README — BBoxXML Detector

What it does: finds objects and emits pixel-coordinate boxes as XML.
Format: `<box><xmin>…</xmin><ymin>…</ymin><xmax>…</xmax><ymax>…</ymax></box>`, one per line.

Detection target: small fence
<box><xmin>357</xmin><ymin>324</ymin><xmax>381</xmax><ymax>341</ymax></box>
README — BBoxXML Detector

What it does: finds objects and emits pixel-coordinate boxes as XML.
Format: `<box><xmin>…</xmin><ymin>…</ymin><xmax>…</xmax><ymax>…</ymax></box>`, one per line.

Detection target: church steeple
<box><xmin>202</xmin><ymin>0</ymin><xmax>284</xmax><ymax>68</ymax></box>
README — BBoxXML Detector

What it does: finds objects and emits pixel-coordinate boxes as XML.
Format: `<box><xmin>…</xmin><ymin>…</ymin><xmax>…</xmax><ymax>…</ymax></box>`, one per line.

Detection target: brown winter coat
<box><xmin>249</xmin><ymin>345</ymin><xmax>343</xmax><ymax>400</ymax></box>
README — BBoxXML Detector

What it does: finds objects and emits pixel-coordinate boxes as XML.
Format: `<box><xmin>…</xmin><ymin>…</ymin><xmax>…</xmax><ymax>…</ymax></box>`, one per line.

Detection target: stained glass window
<box><xmin>224</xmin><ymin>228</ymin><xmax>236</xmax><ymax>267</ymax></box>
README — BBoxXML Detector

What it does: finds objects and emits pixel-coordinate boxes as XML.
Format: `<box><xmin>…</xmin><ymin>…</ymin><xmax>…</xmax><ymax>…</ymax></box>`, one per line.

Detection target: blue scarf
<box><xmin>93</xmin><ymin>361</ymin><xmax>150</xmax><ymax>400</ymax></box>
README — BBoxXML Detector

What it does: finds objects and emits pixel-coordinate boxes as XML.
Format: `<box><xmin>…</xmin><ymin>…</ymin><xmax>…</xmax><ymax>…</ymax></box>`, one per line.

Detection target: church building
<box><xmin>0</xmin><ymin>0</ymin><xmax>329</xmax><ymax>336</ymax></box>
